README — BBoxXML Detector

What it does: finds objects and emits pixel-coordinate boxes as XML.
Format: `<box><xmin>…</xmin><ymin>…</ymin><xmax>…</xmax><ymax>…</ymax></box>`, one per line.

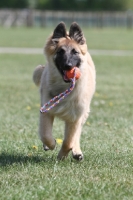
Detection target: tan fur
<box><xmin>33</xmin><ymin>23</ymin><xmax>96</xmax><ymax>160</ymax></box>
<box><xmin>33</xmin><ymin>65</ymin><xmax>45</xmax><ymax>86</ymax></box>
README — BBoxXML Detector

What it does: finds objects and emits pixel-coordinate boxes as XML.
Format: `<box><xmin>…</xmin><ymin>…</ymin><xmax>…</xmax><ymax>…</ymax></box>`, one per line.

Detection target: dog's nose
<box><xmin>65</xmin><ymin>63</ymin><xmax>73</xmax><ymax>70</ymax></box>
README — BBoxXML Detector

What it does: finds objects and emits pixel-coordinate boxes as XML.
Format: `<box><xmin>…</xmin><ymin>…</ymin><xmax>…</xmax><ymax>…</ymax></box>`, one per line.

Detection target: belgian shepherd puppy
<box><xmin>33</xmin><ymin>22</ymin><xmax>96</xmax><ymax>161</ymax></box>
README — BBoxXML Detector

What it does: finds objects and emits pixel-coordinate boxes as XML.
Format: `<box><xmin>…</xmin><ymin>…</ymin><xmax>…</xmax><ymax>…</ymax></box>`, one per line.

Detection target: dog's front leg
<box><xmin>57</xmin><ymin>119</ymin><xmax>83</xmax><ymax>161</ymax></box>
<box><xmin>39</xmin><ymin>113</ymin><xmax>56</xmax><ymax>150</ymax></box>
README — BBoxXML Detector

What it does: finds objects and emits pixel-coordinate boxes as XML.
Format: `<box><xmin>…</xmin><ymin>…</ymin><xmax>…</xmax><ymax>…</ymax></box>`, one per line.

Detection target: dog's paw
<box><xmin>43</xmin><ymin>139</ymin><xmax>56</xmax><ymax>151</ymax></box>
<box><xmin>43</xmin><ymin>144</ymin><xmax>49</xmax><ymax>151</ymax></box>
<box><xmin>72</xmin><ymin>153</ymin><xmax>84</xmax><ymax>161</ymax></box>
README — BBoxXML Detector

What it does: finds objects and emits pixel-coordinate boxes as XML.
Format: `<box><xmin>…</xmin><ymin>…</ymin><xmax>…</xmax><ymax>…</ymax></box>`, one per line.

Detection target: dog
<box><xmin>33</xmin><ymin>22</ymin><xmax>96</xmax><ymax>161</ymax></box>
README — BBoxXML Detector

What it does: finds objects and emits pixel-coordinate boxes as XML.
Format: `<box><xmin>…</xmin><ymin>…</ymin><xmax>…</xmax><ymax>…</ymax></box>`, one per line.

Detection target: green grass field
<box><xmin>0</xmin><ymin>27</ymin><xmax>133</xmax><ymax>200</ymax></box>
<box><xmin>0</xmin><ymin>27</ymin><xmax>133</xmax><ymax>50</ymax></box>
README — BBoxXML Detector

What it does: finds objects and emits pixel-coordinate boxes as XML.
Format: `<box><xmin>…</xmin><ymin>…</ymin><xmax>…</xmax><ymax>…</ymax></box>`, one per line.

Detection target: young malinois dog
<box><xmin>33</xmin><ymin>22</ymin><xmax>96</xmax><ymax>161</ymax></box>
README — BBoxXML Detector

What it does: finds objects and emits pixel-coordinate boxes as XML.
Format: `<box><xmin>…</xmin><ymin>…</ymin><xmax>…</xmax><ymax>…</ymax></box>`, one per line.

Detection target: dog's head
<box><xmin>45</xmin><ymin>22</ymin><xmax>87</xmax><ymax>82</ymax></box>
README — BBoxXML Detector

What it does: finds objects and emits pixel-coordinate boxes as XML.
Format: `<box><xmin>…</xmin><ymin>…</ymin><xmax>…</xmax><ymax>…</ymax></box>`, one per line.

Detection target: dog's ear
<box><xmin>69</xmin><ymin>22</ymin><xmax>85</xmax><ymax>45</ymax></box>
<box><xmin>45</xmin><ymin>22</ymin><xmax>67</xmax><ymax>54</ymax></box>
<box><xmin>52</xmin><ymin>22</ymin><xmax>67</xmax><ymax>40</ymax></box>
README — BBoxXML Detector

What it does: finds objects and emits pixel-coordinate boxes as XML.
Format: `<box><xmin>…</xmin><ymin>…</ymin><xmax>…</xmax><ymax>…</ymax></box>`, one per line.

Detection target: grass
<box><xmin>0</xmin><ymin>27</ymin><xmax>133</xmax><ymax>200</ymax></box>
<box><xmin>0</xmin><ymin>26</ymin><xmax>133</xmax><ymax>50</ymax></box>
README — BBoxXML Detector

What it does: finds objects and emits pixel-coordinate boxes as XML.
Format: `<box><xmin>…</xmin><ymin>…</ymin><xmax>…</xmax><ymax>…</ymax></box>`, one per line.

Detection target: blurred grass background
<box><xmin>0</xmin><ymin>27</ymin><xmax>133</xmax><ymax>50</ymax></box>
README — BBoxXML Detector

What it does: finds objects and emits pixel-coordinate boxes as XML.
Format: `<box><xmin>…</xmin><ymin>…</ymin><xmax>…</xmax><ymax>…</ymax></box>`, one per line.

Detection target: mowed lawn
<box><xmin>0</xmin><ymin>26</ymin><xmax>133</xmax><ymax>50</ymax></box>
<box><xmin>0</xmin><ymin>27</ymin><xmax>133</xmax><ymax>200</ymax></box>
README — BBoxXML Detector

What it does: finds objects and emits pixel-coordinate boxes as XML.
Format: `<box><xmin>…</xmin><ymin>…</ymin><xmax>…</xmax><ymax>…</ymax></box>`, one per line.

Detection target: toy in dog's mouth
<box><xmin>40</xmin><ymin>70</ymin><xmax>76</xmax><ymax>113</ymax></box>
<box><xmin>63</xmin><ymin>67</ymin><xmax>81</xmax><ymax>82</ymax></box>
<box><xmin>63</xmin><ymin>71</ymin><xmax>71</xmax><ymax>82</ymax></box>
<box><xmin>40</xmin><ymin>67</ymin><xmax>80</xmax><ymax>113</ymax></box>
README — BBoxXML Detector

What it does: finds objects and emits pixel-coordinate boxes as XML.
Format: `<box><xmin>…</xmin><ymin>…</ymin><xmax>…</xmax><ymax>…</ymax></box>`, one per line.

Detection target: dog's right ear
<box><xmin>45</xmin><ymin>22</ymin><xmax>66</xmax><ymax>55</ymax></box>
<box><xmin>52</xmin><ymin>22</ymin><xmax>67</xmax><ymax>41</ymax></box>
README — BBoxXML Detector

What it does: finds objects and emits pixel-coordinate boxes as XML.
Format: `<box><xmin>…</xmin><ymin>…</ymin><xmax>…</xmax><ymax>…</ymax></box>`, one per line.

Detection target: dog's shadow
<box><xmin>0</xmin><ymin>152</ymin><xmax>55</xmax><ymax>167</ymax></box>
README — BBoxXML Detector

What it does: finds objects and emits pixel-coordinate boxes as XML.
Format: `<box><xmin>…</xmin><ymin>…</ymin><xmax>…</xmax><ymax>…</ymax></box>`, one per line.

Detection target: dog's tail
<box><xmin>33</xmin><ymin>65</ymin><xmax>45</xmax><ymax>86</ymax></box>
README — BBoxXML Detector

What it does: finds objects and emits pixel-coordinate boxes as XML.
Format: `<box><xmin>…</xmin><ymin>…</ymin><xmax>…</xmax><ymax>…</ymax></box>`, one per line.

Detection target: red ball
<box><xmin>66</xmin><ymin>67</ymin><xmax>81</xmax><ymax>80</ymax></box>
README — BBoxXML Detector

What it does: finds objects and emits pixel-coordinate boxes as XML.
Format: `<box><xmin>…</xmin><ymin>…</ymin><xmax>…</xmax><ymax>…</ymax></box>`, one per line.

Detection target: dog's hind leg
<box><xmin>39</xmin><ymin>113</ymin><xmax>56</xmax><ymax>150</ymax></box>
<box><xmin>57</xmin><ymin>118</ymin><xmax>83</xmax><ymax>161</ymax></box>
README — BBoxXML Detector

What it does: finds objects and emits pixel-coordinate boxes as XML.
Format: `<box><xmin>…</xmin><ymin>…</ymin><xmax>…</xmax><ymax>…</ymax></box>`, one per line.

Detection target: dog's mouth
<box><xmin>57</xmin><ymin>68</ymin><xmax>71</xmax><ymax>83</ymax></box>
<box><xmin>62</xmin><ymin>70</ymin><xmax>71</xmax><ymax>82</ymax></box>
<box><xmin>56</xmin><ymin>64</ymin><xmax>80</xmax><ymax>82</ymax></box>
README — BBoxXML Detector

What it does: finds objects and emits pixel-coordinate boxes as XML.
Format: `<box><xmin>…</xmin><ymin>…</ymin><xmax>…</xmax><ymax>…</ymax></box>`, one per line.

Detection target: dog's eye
<box><xmin>72</xmin><ymin>49</ymin><xmax>79</xmax><ymax>55</ymax></box>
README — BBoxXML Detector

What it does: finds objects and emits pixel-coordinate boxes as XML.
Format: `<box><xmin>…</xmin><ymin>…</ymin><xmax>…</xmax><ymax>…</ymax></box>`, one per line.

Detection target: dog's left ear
<box><xmin>69</xmin><ymin>22</ymin><xmax>86</xmax><ymax>45</ymax></box>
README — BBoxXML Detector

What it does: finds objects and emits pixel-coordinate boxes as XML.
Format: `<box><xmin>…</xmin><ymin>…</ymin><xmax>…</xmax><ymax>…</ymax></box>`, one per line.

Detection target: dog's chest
<box><xmin>48</xmin><ymin>80</ymin><xmax>87</xmax><ymax>121</ymax></box>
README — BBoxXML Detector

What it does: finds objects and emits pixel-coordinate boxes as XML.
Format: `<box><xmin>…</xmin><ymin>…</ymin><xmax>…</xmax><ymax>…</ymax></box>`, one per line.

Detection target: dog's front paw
<box><xmin>72</xmin><ymin>152</ymin><xmax>84</xmax><ymax>161</ymax></box>
<box><xmin>43</xmin><ymin>144</ymin><xmax>49</xmax><ymax>151</ymax></box>
<box><xmin>43</xmin><ymin>139</ymin><xmax>56</xmax><ymax>151</ymax></box>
